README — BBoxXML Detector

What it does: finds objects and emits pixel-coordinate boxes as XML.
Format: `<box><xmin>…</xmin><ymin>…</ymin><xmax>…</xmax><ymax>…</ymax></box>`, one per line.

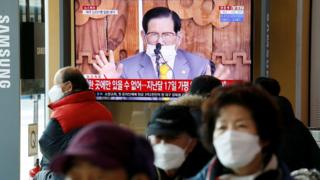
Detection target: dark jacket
<box><xmin>279</xmin><ymin>117</ymin><xmax>320</xmax><ymax>171</ymax></box>
<box><xmin>276</xmin><ymin>96</ymin><xmax>320</xmax><ymax>171</ymax></box>
<box><xmin>190</xmin><ymin>155</ymin><xmax>294</xmax><ymax>180</ymax></box>
<box><xmin>155</xmin><ymin>142</ymin><xmax>213</xmax><ymax>180</ymax></box>
<box><xmin>39</xmin><ymin>90</ymin><xmax>112</xmax><ymax>166</ymax></box>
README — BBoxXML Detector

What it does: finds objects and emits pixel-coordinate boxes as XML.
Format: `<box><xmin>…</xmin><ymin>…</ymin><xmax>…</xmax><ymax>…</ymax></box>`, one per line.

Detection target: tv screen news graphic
<box><xmin>85</xmin><ymin>75</ymin><xmax>242</xmax><ymax>100</ymax></box>
<box><xmin>220</xmin><ymin>5</ymin><xmax>245</xmax><ymax>22</ymax></box>
<box><xmin>74</xmin><ymin>0</ymin><xmax>252</xmax><ymax>101</ymax></box>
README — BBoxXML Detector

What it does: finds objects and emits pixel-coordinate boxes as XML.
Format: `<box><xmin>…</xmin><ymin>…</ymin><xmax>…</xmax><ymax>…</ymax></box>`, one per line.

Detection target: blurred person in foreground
<box><xmin>192</xmin><ymin>84</ymin><xmax>293</xmax><ymax>180</ymax></box>
<box><xmin>255</xmin><ymin>77</ymin><xmax>320</xmax><ymax>171</ymax></box>
<box><xmin>146</xmin><ymin>105</ymin><xmax>213</xmax><ymax>180</ymax></box>
<box><xmin>50</xmin><ymin>122</ymin><xmax>155</xmax><ymax>180</ymax></box>
<box><xmin>38</xmin><ymin>67</ymin><xmax>112</xmax><ymax>174</ymax></box>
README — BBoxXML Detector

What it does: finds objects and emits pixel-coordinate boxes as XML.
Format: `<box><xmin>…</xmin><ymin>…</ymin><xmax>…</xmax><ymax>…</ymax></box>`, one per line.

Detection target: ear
<box><xmin>141</xmin><ymin>30</ymin><xmax>148</xmax><ymax>49</ymax></box>
<box><xmin>141</xmin><ymin>30</ymin><xmax>146</xmax><ymax>37</ymax></box>
<box><xmin>185</xmin><ymin>138</ymin><xmax>197</xmax><ymax>154</ymax></box>
<box><xmin>62</xmin><ymin>81</ymin><xmax>73</xmax><ymax>93</ymax></box>
<box><xmin>175</xmin><ymin>30</ymin><xmax>183</xmax><ymax>47</ymax></box>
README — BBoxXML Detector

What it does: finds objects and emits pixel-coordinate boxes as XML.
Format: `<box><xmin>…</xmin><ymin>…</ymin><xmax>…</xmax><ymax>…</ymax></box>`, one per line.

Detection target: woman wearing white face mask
<box><xmin>191</xmin><ymin>84</ymin><xmax>294</xmax><ymax>180</ymax></box>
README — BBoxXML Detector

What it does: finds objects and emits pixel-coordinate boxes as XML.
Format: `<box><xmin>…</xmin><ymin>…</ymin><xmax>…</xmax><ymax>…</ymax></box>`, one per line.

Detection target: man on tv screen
<box><xmin>93</xmin><ymin>7</ymin><xmax>213</xmax><ymax>80</ymax></box>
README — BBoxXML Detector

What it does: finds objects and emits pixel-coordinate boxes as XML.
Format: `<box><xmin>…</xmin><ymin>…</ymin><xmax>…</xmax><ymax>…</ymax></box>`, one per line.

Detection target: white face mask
<box><xmin>213</xmin><ymin>130</ymin><xmax>261</xmax><ymax>170</ymax></box>
<box><xmin>48</xmin><ymin>85</ymin><xmax>64</xmax><ymax>103</ymax></box>
<box><xmin>145</xmin><ymin>44</ymin><xmax>177</xmax><ymax>63</ymax></box>
<box><xmin>153</xmin><ymin>141</ymin><xmax>187</xmax><ymax>171</ymax></box>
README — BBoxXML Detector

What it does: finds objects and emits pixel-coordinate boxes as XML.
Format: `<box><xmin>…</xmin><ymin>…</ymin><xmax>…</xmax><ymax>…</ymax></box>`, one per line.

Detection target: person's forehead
<box><xmin>151</xmin><ymin>132</ymin><xmax>190</xmax><ymax>139</ymax></box>
<box><xmin>53</xmin><ymin>69</ymin><xmax>64</xmax><ymax>84</ymax></box>
<box><xmin>67</xmin><ymin>158</ymin><xmax>128</xmax><ymax>180</ymax></box>
<box><xmin>217</xmin><ymin>104</ymin><xmax>253</xmax><ymax>123</ymax></box>
<box><xmin>147</xmin><ymin>16</ymin><xmax>174</xmax><ymax>32</ymax></box>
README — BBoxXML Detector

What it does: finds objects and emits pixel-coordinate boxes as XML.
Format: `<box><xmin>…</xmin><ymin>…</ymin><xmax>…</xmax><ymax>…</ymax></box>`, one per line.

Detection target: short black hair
<box><xmin>189</xmin><ymin>75</ymin><xmax>222</xmax><ymax>96</ymax></box>
<box><xmin>61</xmin><ymin>67</ymin><xmax>89</xmax><ymax>91</ymax></box>
<box><xmin>254</xmin><ymin>77</ymin><xmax>281</xmax><ymax>96</ymax></box>
<box><xmin>142</xmin><ymin>7</ymin><xmax>181</xmax><ymax>33</ymax></box>
<box><xmin>201</xmin><ymin>83</ymin><xmax>282</xmax><ymax>155</ymax></box>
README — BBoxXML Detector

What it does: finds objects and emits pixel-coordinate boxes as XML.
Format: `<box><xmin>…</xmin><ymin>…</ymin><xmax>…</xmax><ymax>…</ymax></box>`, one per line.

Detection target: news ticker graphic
<box><xmin>82</xmin><ymin>5</ymin><xmax>97</xmax><ymax>10</ymax></box>
<box><xmin>219</xmin><ymin>6</ymin><xmax>244</xmax><ymax>22</ymax></box>
<box><xmin>81</xmin><ymin>5</ymin><xmax>118</xmax><ymax>15</ymax></box>
<box><xmin>87</xmin><ymin>79</ymin><xmax>192</xmax><ymax>93</ymax></box>
<box><xmin>84</xmin><ymin>76</ymin><xmax>242</xmax><ymax>98</ymax></box>
<box><xmin>95</xmin><ymin>92</ymin><xmax>186</xmax><ymax>98</ymax></box>
<box><xmin>81</xmin><ymin>5</ymin><xmax>244</xmax><ymax>22</ymax></box>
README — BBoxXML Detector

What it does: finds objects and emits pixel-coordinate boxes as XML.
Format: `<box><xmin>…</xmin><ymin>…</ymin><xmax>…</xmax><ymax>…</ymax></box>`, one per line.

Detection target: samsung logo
<box><xmin>0</xmin><ymin>15</ymin><xmax>10</xmax><ymax>88</ymax></box>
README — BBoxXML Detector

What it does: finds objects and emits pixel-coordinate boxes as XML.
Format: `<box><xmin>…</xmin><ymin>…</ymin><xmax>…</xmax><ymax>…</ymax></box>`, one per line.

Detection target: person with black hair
<box><xmin>189</xmin><ymin>75</ymin><xmax>222</xmax><ymax>96</ymax></box>
<box><xmin>255</xmin><ymin>77</ymin><xmax>320</xmax><ymax>171</ymax></box>
<box><xmin>37</xmin><ymin>67</ymin><xmax>113</xmax><ymax>179</ymax></box>
<box><xmin>192</xmin><ymin>84</ymin><xmax>293</xmax><ymax>180</ymax></box>
<box><xmin>93</xmin><ymin>7</ymin><xmax>212</xmax><ymax>79</ymax></box>
<box><xmin>146</xmin><ymin>105</ymin><xmax>213</xmax><ymax>180</ymax></box>
<box><xmin>276</xmin><ymin>96</ymin><xmax>320</xmax><ymax>171</ymax></box>
<box><xmin>254</xmin><ymin>77</ymin><xmax>280</xmax><ymax>96</ymax></box>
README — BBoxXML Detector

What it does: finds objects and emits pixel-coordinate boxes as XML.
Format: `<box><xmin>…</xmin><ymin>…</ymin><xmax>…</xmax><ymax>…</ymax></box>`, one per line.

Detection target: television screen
<box><xmin>74</xmin><ymin>0</ymin><xmax>252</xmax><ymax>101</ymax></box>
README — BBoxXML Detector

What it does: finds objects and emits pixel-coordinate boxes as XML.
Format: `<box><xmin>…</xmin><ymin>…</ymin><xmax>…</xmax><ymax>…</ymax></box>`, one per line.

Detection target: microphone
<box><xmin>154</xmin><ymin>43</ymin><xmax>161</xmax><ymax>78</ymax></box>
<box><xmin>154</xmin><ymin>43</ymin><xmax>161</xmax><ymax>55</ymax></box>
<box><xmin>154</xmin><ymin>43</ymin><xmax>175</xmax><ymax>79</ymax></box>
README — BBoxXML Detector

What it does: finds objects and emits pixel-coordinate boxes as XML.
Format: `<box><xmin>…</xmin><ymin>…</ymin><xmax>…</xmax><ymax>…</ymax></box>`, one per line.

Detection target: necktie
<box><xmin>159</xmin><ymin>64</ymin><xmax>170</xmax><ymax>79</ymax></box>
<box><xmin>159</xmin><ymin>64</ymin><xmax>170</xmax><ymax>101</ymax></box>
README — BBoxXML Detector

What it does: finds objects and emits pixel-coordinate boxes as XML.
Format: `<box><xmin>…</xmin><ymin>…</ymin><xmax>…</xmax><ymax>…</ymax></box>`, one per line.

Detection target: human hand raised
<box><xmin>93</xmin><ymin>50</ymin><xmax>123</xmax><ymax>79</ymax></box>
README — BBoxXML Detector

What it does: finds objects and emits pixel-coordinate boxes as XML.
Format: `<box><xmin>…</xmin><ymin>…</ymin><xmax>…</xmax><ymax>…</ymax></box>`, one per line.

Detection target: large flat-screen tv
<box><xmin>74</xmin><ymin>0</ymin><xmax>252</xmax><ymax>101</ymax></box>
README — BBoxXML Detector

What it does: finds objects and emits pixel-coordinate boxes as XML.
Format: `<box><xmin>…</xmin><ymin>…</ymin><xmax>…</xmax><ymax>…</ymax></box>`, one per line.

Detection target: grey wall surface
<box><xmin>260</xmin><ymin>0</ymin><xmax>270</xmax><ymax>77</ymax></box>
<box><xmin>0</xmin><ymin>0</ymin><xmax>20</xmax><ymax>179</ymax></box>
<box><xmin>310</xmin><ymin>0</ymin><xmax>320</xmax><ymax>127</ymax></box>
